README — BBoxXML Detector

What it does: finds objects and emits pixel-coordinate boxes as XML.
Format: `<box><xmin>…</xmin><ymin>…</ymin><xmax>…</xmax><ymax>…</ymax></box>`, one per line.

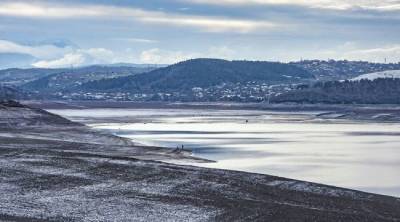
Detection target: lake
<box><xmin>48</xmin><ymin>108</ymin><xmax>400</xmax><ymax>197</ymax></box>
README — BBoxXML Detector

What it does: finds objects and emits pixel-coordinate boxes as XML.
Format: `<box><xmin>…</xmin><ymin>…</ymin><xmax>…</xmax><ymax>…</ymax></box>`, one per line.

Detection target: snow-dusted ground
<box><xmin>351</xmin><ymin>70</ymin><xmax>400</xmax><ymax>81</ymax></box>
<box><xmin>1</xmin><ymin>101</ymin><xmax>400</xmax><ymax>221</ymax></box>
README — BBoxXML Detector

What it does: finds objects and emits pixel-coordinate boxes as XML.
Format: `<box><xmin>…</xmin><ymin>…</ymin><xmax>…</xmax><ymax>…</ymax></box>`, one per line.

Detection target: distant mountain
<box><xmin>272</xmin><ymin>78</ymin><xmax>400</xmax><ymax>104</ymax></box>
<box><xmin>80</xmin><ymin>58</ymin><xmax>314</xmax><ymax>93</ymax></box>
<box><xmin>292</xmin><ymin>60</ymin><xmax>400</xmax><ymax>81</ymax></box>
<box><xmin>22</xmin><ymin>65</ymin><xmax>158</xmax><ymax>93</ymax></box>
<box><xmin>0</xmin><ymin>68</ymin><xmax>64</xmax><ymax>85</ymax></box>
<box><xmin>351</xmin><ymin>70</ymin><xmax>400</xmax><ymax>81</ymax></box>
<box><xmin>103</xmin><ymin>63</ymin><xmax>167</xmax><ymax>68</ymax></box>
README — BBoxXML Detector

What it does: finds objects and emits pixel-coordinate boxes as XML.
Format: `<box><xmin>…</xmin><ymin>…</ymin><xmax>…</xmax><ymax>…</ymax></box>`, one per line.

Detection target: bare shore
<box><xmin>25</xmin><ymin>100</ymin><xmax>400</xmax><ymax>122</ymax></box>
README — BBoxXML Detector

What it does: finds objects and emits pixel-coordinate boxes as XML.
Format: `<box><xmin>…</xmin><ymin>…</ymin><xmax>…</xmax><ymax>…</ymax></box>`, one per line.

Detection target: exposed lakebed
<box><xmin>48</xmin><ymin>108</ymin><xmax>400</xmax><ymax>197</ymax></box>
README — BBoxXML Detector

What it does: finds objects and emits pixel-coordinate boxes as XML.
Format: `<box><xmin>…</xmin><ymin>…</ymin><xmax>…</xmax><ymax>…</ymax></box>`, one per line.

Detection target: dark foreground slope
<box><xmin>1</xmin><ymin>101</ymin><xmax>399</xmax><ymax>221</ymax></box>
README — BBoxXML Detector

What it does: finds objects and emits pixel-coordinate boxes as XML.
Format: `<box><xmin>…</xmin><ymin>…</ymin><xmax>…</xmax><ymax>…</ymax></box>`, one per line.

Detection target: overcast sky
<box><xmin>0</xmin><ymin>0</ymin><xmax>399</xmax><ymax>68</ymax></box>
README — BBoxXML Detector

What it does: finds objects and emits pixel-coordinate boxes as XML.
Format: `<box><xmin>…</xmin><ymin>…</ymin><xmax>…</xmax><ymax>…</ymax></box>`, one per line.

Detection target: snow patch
<box><xmin>351</xmin><ymin>70</ymin><xmax>400</xmax><ymax>81</ymax></box>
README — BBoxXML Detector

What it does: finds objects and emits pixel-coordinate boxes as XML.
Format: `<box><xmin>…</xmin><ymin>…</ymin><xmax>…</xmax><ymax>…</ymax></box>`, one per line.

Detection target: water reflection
<box><xmin>49</xmin><ymin>108</ymin><xmax>400</xmax><ymax>197</ymax></box>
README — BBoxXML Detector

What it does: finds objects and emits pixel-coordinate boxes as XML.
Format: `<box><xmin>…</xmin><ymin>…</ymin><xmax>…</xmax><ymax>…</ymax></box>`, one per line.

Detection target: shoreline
<box><xmin>1</xmin><ymin>101</ymin><xmax>400</xmax><ymax>221</ymax></box>
<box><xmin>23</xmin><ymin>100</ymin><xmax>400</xmax><ymax>123</ymax></box>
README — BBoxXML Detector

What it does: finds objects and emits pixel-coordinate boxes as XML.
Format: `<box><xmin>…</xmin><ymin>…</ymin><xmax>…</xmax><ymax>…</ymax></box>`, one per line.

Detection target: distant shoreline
<box><xmin>24</xmin><ymin>100</ymin><xmax>400</xmax><ymax>122</ymax></box>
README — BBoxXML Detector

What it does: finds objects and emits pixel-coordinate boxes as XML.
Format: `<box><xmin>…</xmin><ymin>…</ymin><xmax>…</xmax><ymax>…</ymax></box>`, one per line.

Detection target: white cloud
<box><xmin>32</xmin><ymin>48</ymin><xmax>115</xmax><ymax>68</ymax></box>
<box><xmin>114</xmin><ymin>38</ymin><xmax>159</xmax><ymax>44</ymax></box>
<box><xmin>137</xmin><ymin>14</ymin><xmax>276</xmax><ymax>33</ymax></box>
<box><xmin>342</xmin><ymin>45</ymin><xmax>400</xmax><ymax>63</ymax></box>
<box><xmin>0</xmin><ymin>39</ymin><xmax>70</xmax><ymax>59</ymax></box>
<box><xmin>207</xmin><ymin>46</ymin><xmax>236</xmax><ymax>59</ymax></box>
<box><xmin>84</xmin><ymin>48</ymin><xmax>114</xmax><ymax>61</ymax></box>
<box><xmin>140</xmin><ymin>48</ymin><xmax>198</xmax><ymax>64</ymax></box>
<box><xmin>0</xmin><ymin>2</ymin><xmax>277</xmax><ymax>33</ymax></box>
<box><xmin>32</xmin><ymin>53</ymin><xmax>85</xmax><ymax>68</ymax></box>
<box><xmin>0</xmin><ymin>2</ymin><xmax>105</xmax><ymax>18</ymax></box>
<box><xmin>287</xmin><ymin>43</ymin><xmax>400</xmax><ymax>63</ymax></box>
<box><xmin>0</xmin><ymin>39</ymin><xmax>118</xmax><ymax>68</ymax></box>
<box><xmin>183</xmin><ymin>0</ymin><xmax>400</xmax><ymax>11</ymax></box>
<box><xmin>139</xmin><ymin>46</ymin><xmax>237</xmax><ymax>64</ymax></box>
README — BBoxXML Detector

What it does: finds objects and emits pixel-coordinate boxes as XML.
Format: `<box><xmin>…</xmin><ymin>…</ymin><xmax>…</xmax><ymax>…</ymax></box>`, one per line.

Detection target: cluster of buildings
<box><xmin>56</xmin><ymin>81</ymin><xmax>298</xmax><ymax>102</ymax></box>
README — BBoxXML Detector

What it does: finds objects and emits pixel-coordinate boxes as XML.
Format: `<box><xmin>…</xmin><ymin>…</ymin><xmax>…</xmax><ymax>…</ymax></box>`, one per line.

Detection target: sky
<box><xmin>0</xmin><ymin>0</ymin><xmax>399</xmax><ymax>68</ymax></box>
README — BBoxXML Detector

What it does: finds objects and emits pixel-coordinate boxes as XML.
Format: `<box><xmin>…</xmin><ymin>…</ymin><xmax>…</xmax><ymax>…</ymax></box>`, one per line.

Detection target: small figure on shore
<box><xmin>245</xmin><ymin>119</ymin><xmax>248</xmax><ymax>124</ymax></box>
<box><xmin>173</xmin><ymin>146</ymin><xmax>181</xmax><ymax>153</ymax></box>
<box><xmin>181</xmin><ymin>144</ymin><xmax>184</xmax><ymax>150</ymax></box>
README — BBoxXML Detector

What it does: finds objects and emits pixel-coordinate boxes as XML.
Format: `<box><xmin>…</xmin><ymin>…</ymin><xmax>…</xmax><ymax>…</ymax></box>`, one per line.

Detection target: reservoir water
<box><xmin>48</xmin><ymin>108</ymin><xmax>400</xmax><ymax>197</ymax></box>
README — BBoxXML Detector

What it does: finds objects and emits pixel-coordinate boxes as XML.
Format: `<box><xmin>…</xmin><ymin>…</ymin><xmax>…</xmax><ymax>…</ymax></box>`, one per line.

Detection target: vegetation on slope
<box><xmin>80</xmin><ymin>59</ymin><xmax>314</xmax><ymax>92</ymax></box>
<box><xmin>272</xmin><ymin>78</ymin><xmax>400</xmax><ymax>104</ymax></box>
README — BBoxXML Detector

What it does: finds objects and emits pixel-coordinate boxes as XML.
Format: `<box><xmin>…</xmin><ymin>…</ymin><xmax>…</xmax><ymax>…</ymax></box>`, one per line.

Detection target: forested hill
<box><xmin>0</xmin><ymin>68</ymin><xmax>64</xmax><ymax>86</ymax></box>
<box><xmin>23</xmin><ymin>65</ymin><xmax>157</xmax><ymax>93</ymax></box>
<box><xmin>272</xmin><ymin>78</ymin><xmax>400</xmax><ymax>104</ymax></box>
<box><xmin>291</xmin><ymin>60</ymin><xmax>400</xmax><ymax>81</ymax></box>
<box><xmin>0</xmin><ymin>85</ymin><xmax>29</xmax><ymax>101</ymax></box>
<box><xmin>79</xmin><ymin>59</ymin><xmax>314</xmax><ymax>92</ymax></box>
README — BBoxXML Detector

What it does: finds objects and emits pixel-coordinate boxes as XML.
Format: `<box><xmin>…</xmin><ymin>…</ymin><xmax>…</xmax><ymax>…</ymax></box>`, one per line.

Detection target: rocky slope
<box><xmin>1</xmin><ymin>101</ymin><xmax>400</xmax><ymax>221</ymax></box>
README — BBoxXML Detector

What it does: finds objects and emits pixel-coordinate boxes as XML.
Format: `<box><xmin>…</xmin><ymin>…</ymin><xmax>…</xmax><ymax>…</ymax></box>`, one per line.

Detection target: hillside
<box><xmin>272</xmin><ymin>78</ymin><xmax>400</xmax><ymax>104</ymax></box>
<box><xmin>0</xmin><ymin>85</ymin><xmax>33</xmax><ymax>101</ymax></box>
<box><xmin>292</xmin><ymin>60</ymin><xmax>400</xmax><ymax>81</ymax></box>
<box><xmin>22</xmin><ymin>65</ymin><xmax>157</xmax><ymax>93</ymax></box>
<box><xmin>0</xmin><ymin>85</ymin><xmax>20</xmax><ymax>100</ymax></box>
<box><xmin>80</xmin><ymin>59</ymin><xmax>314</xmax><ymax>93</ymax></box>
<box><xmin>0</xmin><ymin>68</ymin><xmax>64</xmax><ymax>85</ymax></box>
<box><xmin>351</xmin><ymin>70</ymin><xmax>400</xmax><ymax>81</ymax></box>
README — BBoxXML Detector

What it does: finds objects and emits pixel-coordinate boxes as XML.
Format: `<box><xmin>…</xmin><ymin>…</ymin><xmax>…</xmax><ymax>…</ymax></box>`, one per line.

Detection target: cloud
<box><xmin>84</xmin><ymin>48</ymin><xmax>114</xmax><ymax>61</ymax></box>
<box><xmin>32</xmin><ymin>53</ymin><xmax>85</xmax><ymax>68</ymax></box>
<box><xmin>342</xmin><ymin>45</ymin><xmax>400</xmax><ymax>63</ymax></box>
<box><xmin>288</xmin><ymin>43</ymin><xmax>400</xmax><ymax>63</ymax></box>
<box><xmin>139</xmin><ymin>46</ymin><xmax>237</xmax><ymax>64</ymax></box>
<box><xmin>0</xmin><ymin>2</ymin><xmax>277</xmax><ymax>33</ymax></box>
<box><xmin>139</xmin><ymin>14</ymin><xmax>275</xmax><ymax>33</ymax></box>
<box><xmin>0</xmin><ymin>39</ymin><xmax>70</xmax><ymax>59</ymax></box>
<box><xmin>0</xmin><ymin>39</ymin><xmax>118</xmax><ymax>68</ymax></box>
<box><xmin>140</xmin><ymin>48</ymin><xmax>198</xmax><ymax>64</ymax></box>
<box><xmin>183</xmin><ymin>0</ymin><xmax>400</xmax><ymax>11</ymax></box>
<box><xmin>114</xmin><ymin>38</ymin><xmax>159</xmax><ymax>44</ymax></box>
<box><xmin>207</xmin><ymin>46</ymin><xmax>236</xmax><ymax>59</ymax></box>
<box><xmin>0</xmin><ymin>2</ymin><xmax>105</xmax><ymax>18</ymax></box>
<box><xmin>32</xmin><ymin>48</ymin><xmax>115</xmax><ymax>68</ymax></box>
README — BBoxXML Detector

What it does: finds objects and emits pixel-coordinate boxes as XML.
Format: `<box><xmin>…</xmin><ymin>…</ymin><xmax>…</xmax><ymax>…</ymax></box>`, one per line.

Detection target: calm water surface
<box><xmin>49</xmin><ymin>108</ymin><xmax>400</xmax><ymax>197</ymax></box>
